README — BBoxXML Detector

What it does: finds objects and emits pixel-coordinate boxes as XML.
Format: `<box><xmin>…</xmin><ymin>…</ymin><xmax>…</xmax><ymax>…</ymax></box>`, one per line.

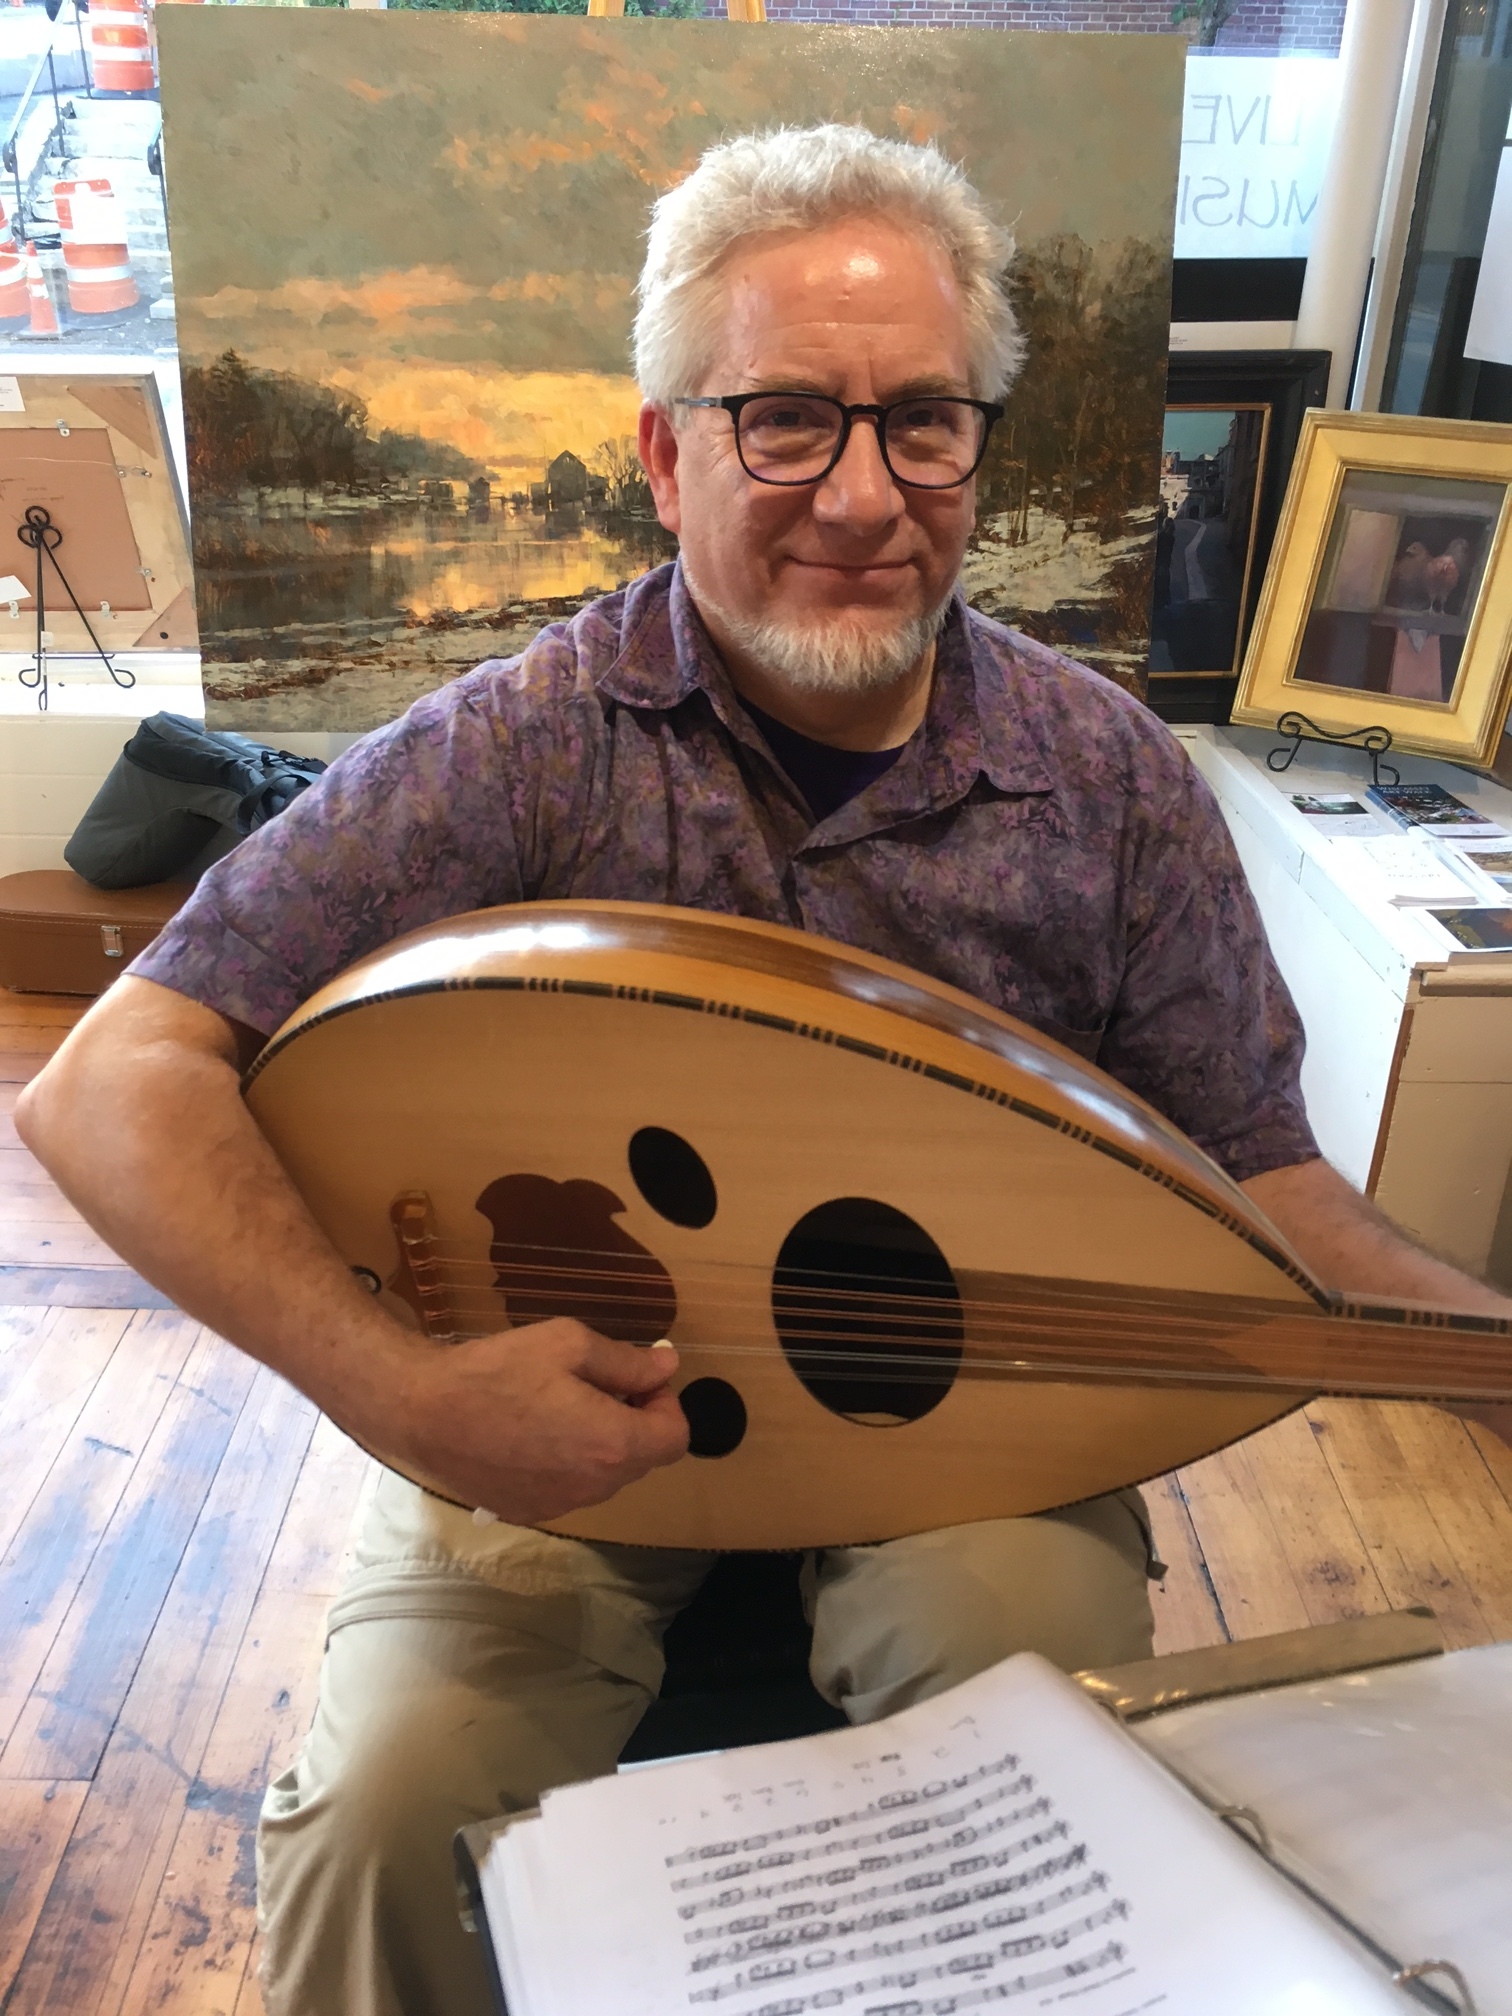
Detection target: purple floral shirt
<box><xmin>135</xmin><ymin>562</ymin><xmax>1317</xmax><ymax>1183</ymax></box>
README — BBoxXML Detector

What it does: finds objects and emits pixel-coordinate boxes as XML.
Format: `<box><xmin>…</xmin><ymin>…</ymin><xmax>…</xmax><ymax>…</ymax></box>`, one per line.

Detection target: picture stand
<box><xmin>14</xmin><ymin>502</ymin><xmax>134</xmax><ymax>713</ymax></box>
<box><xmin>0</xmin><ymin>375</ymin><xmax>197</xmax><ymax>708</ymax></box>
<box><xmin>1265</xmin><ymin>711</ymin><xmax>1400</xmax><ymax>790</ymax></box>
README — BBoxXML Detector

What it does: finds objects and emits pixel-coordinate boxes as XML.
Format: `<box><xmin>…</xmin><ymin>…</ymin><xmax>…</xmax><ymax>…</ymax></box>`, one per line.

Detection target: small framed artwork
<box><xmin>1147</xmin><ymin>350</ymin><xmax>1330</xmax><ymax>724</ymax></box>
<box><xmin>1232</xmin><ymin>411</ymin><xmax>1512</xmax><ymax>769</ymax></box>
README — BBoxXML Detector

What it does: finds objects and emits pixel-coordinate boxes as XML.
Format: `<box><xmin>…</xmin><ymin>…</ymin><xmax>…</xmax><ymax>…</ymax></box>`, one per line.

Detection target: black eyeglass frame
<box><xmin>674</xmin><ymin>392</ymin><xmax>1005</xmax><ymax>490</ymax></box>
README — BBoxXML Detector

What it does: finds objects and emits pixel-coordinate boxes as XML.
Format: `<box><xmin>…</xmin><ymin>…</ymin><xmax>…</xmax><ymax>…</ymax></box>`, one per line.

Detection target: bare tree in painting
<box><xmin>591</xmin><ymin>435</ymin><xmax>653</xmax><ymax>517</ymax></box>
<box><xmin>978</xmin><ymin>235</ymin><xmax>1167</xmax><ymax>550</ymax></box>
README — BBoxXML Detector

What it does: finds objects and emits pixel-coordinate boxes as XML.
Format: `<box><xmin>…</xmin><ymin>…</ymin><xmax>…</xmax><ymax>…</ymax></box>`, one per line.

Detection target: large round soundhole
<box><xmin>680</xmin><ymin>1377</ymin><xmax>747</xmax><ymax>1457</ymax></box>
<box><xmin>629</xmin><ymin>1127</ymin><xmax>718</xmax><ymax>1229</ymax></box>
<box><xmin>772</xmin><ymin>1199</ymin><xmax>963</xmax><ymax>1426</ymax></box>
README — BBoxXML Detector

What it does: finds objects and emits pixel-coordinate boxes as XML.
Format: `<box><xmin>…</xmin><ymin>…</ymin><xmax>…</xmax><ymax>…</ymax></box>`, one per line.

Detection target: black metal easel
<box><xmin>16</xmin><ymin>502</ymin><xmax>135</xmax><ymax>712</ymax></box>
<box><xmin>1265</xmin><ymin>710</ymin><xmax>1400</xmax><ymax>791</ymax></box>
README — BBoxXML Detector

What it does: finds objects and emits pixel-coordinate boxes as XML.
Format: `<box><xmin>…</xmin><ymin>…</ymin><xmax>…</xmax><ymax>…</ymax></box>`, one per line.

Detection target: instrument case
<box><xmin>0</xmin><ymin>869</ymin><xmax>188</xmax><ymax>995</ymax></box>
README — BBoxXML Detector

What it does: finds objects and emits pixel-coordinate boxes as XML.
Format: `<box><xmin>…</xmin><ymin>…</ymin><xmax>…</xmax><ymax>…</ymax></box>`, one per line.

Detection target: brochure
<box><xmin>1365</xmin><ymin>783</ymin><xmax>1507</xmax><ymax>839</ymax></box>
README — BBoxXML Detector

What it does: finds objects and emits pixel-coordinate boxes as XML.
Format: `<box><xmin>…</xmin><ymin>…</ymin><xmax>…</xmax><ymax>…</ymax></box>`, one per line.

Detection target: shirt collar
<box><xmin>593</xmin><ymin>560</ymin><xmax>718</xmax><ymax>711</ymax></box>
<box><xmin>595</xmin><ymin>558</ymin><xmax>1056</xmax><ymax>818</ymax></box>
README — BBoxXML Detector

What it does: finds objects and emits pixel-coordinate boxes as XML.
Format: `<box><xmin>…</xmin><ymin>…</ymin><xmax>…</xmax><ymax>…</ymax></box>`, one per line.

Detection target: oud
<box><xmin>244</xmin><ymin>902</ymin><xmax>1512</xmax><ymax>1548</ymax></box>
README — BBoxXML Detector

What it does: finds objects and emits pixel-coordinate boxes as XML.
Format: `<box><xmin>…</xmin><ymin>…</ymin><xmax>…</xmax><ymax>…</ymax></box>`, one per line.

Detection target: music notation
<box><xmin>667</xmin><ymin>1749</ymin><xmax>1135</xmax><ymax>2013</ymax></box>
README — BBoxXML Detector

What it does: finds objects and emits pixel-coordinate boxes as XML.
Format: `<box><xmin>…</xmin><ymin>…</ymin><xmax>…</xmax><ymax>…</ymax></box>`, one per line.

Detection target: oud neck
<box><xmin>955</xmin><ymin>1271</ymin><xmax>1512</xmax><ymax>1404</ymax></box>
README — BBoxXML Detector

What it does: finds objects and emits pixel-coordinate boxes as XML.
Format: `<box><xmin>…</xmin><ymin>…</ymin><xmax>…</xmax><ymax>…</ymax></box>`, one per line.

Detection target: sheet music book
<box><xmin>476</xmin><ymin>1653</ymin><xmax>1419</xmax><ymax>2015</ymax></box>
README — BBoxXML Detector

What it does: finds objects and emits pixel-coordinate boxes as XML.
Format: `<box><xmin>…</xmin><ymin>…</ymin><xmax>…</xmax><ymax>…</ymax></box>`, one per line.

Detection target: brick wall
<box><xmin>738</xmin><ymin>0</ymin><xmax>1346</xmax><ymax>51</ymax></box>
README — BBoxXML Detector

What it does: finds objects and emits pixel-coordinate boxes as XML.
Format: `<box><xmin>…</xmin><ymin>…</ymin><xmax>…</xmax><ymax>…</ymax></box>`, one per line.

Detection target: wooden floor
<box><xmin>2</xmin><ymin>989</ymin><xmax>1511</xmax><ymax>2014</ymax></box>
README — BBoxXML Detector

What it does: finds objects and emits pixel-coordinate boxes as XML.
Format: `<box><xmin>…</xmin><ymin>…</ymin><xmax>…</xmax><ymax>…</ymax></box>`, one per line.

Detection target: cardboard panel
<box><xmin>0</xmin><ymin>375</ymin><xmax>195</xmax><ymax>659</ymax></box>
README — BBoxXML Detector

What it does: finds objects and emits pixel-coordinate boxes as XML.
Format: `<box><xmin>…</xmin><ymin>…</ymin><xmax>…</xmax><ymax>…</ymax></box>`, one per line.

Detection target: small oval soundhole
<box><xmin>772</xmin><ymin>1198</ymin><xmax>963</xmax><ymax>1426</ymax></box>
<box><xmin>629</xmin><ymin>1127</ymin><xmax>717</xmax><ymax>1229</ymax></box>
<box><xmin>680</xmin><ymin>1377</ymin><xmax>747</xmax><ymax>1457</ymax></box>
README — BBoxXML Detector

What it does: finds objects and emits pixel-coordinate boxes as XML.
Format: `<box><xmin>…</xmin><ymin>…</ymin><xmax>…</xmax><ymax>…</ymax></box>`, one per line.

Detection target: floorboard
<box><xmin>1</xmin><ymin>989</ymin><xmax>1510</xmax><ymax>2011</ymax></box>
<box><xmin>118</xmin><ymin>1415</ymin><xmax>375</xmax><ymax>2016</ymax></box>
<box><xmin>232</xmin><ymin>1944</ymin><xmax>267</xmax><ymax>2016</ymax></box>
<box><xmin>0</xmin><ymin>1267</ymin><xmax>175</xmax><ymax>1310</ymax></box>
<box><xmin>1310</xmin><ymin>1398</ymin><xmax>1512</xmax><ymax>1648</ymax></box>
<box><xmin>0</xmin><ymin>1307</ymin><xmax>66</xmax><ymax>1412</ymax></box>
<box><xmin>0</xmin><ymin>1221</ymin><xmax>125</xmax><ymax>1267</ymax></box>
<box><xmin>2</xmin><ymin>1328</ymin><xmax>262</xmax><ymax>1783</ymax></box>
<box><xmin>1144</xmin><ymin>1471</ymin><xmax>1228</xmax><ymax>1653</ymax></box>
<box><xmin>0</xmin><ymin>1783</ymin><xmax>90</xmax><ymax>1994</ymax></box>
<box><xmin>0</xmin><ymin>1312</ymin><xmax>209</xmax><ymax>1756</ymax></box>
<box><xmin>1464</xmin><ymin>1412</ymin><xmax>1512</xmax><ymax>1508</ymax></box>
<box><xmin>0</xmin><ymin>1311</ymin><xmax>133</xmax><ymax>1567</ymax></box>
<box><xmin>4</xmin><ymin>1369</ymin><xmax>318</xmax><ymax>2016</ymax></box>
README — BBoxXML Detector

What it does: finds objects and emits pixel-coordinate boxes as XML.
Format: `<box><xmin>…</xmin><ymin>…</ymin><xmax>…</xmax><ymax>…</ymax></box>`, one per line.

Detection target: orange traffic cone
<box><xmin>87</xmin><ymin>0</ymin><xmax>155</xmax><ymax>94</ymax></box>
<box><xmin>22</xmin><ymin>243</ymin><xmax>59</xmax><ymax>338</ymax></box>
<box><xmin>0</xmin><ymin>245</ymin><xmax>27</xmax><ymax>323</ymax></box>
<box><xmin>54</xmin><ymin>180</ymin><xmax>138</xmax><ymax>315</ymax></box>
<box><xmin>0</xmin><ymin>200</ymin><xmax>23</xmax><ymax>323</ymax></box>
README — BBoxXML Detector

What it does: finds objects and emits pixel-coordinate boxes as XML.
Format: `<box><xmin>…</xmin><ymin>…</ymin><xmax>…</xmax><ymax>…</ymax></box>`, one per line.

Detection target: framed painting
<box><xmin>1146</xmin><ymin>349</ymin><xmax>1328</xmax><ymax>725</ymax></box>
<box><xmin>1232</xmin><ymin>411</ymin><xmax>1512</xmax><ymax>770</ymax></box>
<box><xmin>155</xmin><ymin>9</ymin><xmax>1184</xmax><ymax>732</ymax></box>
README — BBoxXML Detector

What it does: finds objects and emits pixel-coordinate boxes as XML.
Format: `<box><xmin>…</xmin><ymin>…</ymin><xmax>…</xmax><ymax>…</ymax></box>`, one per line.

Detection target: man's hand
<box><xmin>387</xmin><ymin>1320</ymin><xmax>689</xmax><ymax>1524</ymax></box>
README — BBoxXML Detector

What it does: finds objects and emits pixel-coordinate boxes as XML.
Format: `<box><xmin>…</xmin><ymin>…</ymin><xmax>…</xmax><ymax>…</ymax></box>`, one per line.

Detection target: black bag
<box><xmin>65</xmin><ymin>712</ymin><xmax>328</xmax><ymax>891</ymax></box>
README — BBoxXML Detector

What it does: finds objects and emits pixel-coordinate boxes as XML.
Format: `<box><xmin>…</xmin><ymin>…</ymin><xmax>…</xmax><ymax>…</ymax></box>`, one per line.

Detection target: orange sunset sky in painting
<box><xmin>185</xmin><ymin>266</ymin><xmax>644</xmax><ymax>489</ymax></box>
<box><xmin>160</xmin><ymin>10</ymin><xmax>1182</xmax><ymax>491</ymax></box>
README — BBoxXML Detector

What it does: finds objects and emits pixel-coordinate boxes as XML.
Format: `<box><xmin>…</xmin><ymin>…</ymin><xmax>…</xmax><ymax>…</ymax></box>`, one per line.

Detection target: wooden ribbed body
<box><xmin>243</xmin><ymin>902</ymin><xmax>1512</xmax><ymax>1548</ymax></box>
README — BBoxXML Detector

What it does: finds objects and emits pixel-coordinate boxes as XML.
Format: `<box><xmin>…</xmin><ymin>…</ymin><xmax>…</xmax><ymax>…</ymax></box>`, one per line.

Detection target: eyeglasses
<box><xmin>674</xmin><ymin>391</ymin><xmax>1003</xmax><ymax>491</ymax></box>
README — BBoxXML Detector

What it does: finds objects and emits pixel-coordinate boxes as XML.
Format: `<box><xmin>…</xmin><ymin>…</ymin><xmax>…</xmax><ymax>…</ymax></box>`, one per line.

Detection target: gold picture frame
<box><xmin>1232</xmin><ymin>410</ymin><xmax>1512</xmax><ymax>769</ymax></box>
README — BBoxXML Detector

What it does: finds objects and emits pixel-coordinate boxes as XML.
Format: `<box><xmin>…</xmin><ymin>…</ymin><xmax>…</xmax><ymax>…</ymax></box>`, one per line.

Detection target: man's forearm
<box><xmin>16</xmin><ymin>977</ymin><xmax>418</xmax><ymax>1445</ymax></box>
<box><xmin>1241</xmin><ymin>1155</ymin><xmax>1512</xmax><ymax>1315</ymax></box>
<box><xmin>1242</xmin><ymin>1155</ymin><xmax>1512</xmax><ymax>1445</ymax></box>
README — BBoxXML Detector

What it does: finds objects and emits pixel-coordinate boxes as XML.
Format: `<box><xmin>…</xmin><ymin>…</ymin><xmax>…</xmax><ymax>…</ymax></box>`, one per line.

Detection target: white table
<box><xmin>1179</xmin><ymin>724</ymin><xmax>1512</xmax><ymax>1285</ymax></box>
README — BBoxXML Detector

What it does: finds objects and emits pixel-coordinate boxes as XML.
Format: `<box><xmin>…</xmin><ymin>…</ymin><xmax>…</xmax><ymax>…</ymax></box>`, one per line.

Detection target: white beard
<box><xmin>685</xmin><ymin>568</ymin><xmax>951</xmax><ymax>696</ymax></box>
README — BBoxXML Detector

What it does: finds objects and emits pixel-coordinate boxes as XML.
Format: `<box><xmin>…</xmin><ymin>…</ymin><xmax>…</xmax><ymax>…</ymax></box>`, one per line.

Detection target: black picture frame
<box><xmin>1146</xmin><ymin>349</ymin><xmax>1330</xmax><ymax>725</ymax></box>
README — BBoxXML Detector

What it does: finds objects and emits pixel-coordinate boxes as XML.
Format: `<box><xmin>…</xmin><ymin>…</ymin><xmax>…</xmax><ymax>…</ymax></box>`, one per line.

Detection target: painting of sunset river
<box><xmin>157</xmin><ymin>10</ymin><xmax>1183</xmax><ymax>732</ymax></box>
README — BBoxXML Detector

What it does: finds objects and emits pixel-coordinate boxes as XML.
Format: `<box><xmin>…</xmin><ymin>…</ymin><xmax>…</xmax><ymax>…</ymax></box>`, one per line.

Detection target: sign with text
<box><xmin>1176</xmin><ymin>54</ymin><xmax>1340</xmax><ymax>262</ymax></box>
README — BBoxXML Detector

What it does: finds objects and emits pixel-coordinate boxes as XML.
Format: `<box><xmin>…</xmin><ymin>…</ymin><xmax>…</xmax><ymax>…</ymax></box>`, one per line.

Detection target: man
<box><xmin>19</xmin><ymin>126</ymin><xmax>1512</xmax><ymax>2016</ymax></box>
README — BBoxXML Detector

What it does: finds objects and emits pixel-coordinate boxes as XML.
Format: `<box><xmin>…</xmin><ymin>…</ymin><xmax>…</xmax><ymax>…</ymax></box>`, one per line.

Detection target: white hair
<box><xmin>633</xmin><ymin>124</ymin><xmax>1023</xmax><ymax>405</ymax></box>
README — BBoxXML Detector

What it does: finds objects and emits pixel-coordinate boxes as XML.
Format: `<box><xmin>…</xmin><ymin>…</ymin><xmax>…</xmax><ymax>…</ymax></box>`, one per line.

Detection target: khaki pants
<box><xmin>256</xmin><ymin>1470</ymin><xmax>1158</xmax><ymax>2016</ymax></box>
